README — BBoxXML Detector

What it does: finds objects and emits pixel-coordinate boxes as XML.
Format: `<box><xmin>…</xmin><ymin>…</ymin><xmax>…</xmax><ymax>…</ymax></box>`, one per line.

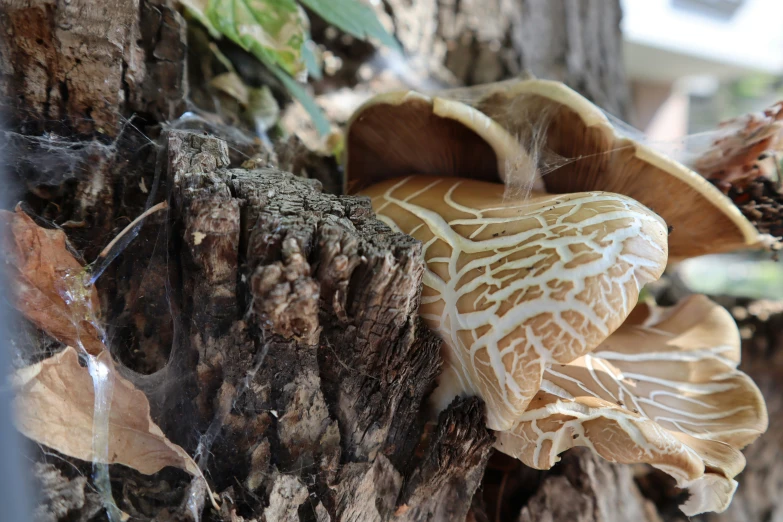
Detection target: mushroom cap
<box><xmin>344</xmin><ymin>79</ymin><xmax>762</xmax><ymax>258</ymax></box>
<box><xmin>361</xmin><ymin>175</ymin><xmax>668</xmax><ymax>430</ymax></box>
<box><xmin>495</xmin><ymin>294</ymin><xmax>768</xmax><ymax>515</ymax></box>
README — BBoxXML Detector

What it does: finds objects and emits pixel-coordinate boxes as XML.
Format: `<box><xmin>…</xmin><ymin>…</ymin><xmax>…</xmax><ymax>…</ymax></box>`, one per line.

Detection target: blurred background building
<box><xmin>622</xmin><ymin>0</ymin><xmax>783</xmax><ymax>300</ymax></box>
<box><xmin>622</xmin><ymin>0</ymin><xmax>783</xmax><ymax>140</ymax></box>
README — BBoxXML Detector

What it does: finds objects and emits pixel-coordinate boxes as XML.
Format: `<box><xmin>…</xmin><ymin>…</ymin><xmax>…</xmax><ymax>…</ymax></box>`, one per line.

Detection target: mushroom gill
<box><xmin>495</xmin><ymin>295</ymin><xmax>767</xmax><ymax>515</ymax></box>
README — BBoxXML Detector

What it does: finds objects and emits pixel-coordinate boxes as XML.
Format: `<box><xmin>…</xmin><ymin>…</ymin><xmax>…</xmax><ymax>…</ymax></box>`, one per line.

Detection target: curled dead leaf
<box><xmin>0</xmin><ymin>207</ymin><xmax>104</xmax><ymax>355</ymax></box>
<box><xmin>12</xmin><ymin>346</ymin><xmax>201</xmax><ymax>477</ymax></box>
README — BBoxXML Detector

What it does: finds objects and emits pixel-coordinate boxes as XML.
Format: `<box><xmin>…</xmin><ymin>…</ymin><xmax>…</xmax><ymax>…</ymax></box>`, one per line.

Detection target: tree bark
<box><xmin>6</xmin><ymin>1</ymin><xmax>778</xmax><ymax>522</ymax></box>
<box><xmin>164</xmin><ymin>130</ymin><xmax>495</xmax><ymax>521</ymax></box>
<box><xmin>380</xmin><ymin>0</ymin><xmax>629</xmax><ymax>116</ymax></box>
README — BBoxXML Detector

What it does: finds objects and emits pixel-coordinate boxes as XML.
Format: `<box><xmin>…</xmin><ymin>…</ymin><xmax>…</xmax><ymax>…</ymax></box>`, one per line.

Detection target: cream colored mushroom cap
<box><xmin>344</xmin><ymin>78</ymin><xmax>763</xmax><ymax>258</ymax></box>
<box><xmin>361</xmin><ymin>175</ymin><xmax>669</xmax><ymax>430</ymax></box>
<box><xmin>495</xmin><ymin>295</ymin><xmax>768</xmax><ymax>515</ymax></box>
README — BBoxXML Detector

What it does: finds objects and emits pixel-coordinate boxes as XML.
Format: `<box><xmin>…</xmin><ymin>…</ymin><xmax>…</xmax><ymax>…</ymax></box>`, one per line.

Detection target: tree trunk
<box><xmin>383</xmin><ymin>0</ymin><xmax>629</xmax><ymax>116</ymax></box>
<box><xmin>3</xmin><ymin>1</ymin><xmax>778</xmax><ymax>522</ymax></box>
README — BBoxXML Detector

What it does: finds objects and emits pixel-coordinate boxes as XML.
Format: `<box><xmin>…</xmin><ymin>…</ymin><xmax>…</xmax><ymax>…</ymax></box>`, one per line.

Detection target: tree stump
<box><xmin>163</xmin><ymin>129</ymin><xmax>495</xmax><ymax>521</ymax></box>
<box><xmin>3</xmin><ymin>0</ymin><xmax>779</xmax><ymax>521</ymax></box>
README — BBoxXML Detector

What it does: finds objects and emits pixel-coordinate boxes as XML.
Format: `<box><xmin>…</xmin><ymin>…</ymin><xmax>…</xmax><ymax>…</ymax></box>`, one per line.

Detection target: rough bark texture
<box><xmin>322</xmin><ymin>0</ymin><xmax>629</xmax><ymax>116</ymax></box>
<box><xmin>160</xmin><ymin>130</ymin><xmax>495</xmax><ymax>521</ymax></box>
<box><xmin>5</xmin><ymin>0</ymin><xmax>780</xmax><ymax>521</ymax></box>
<box><xmin>516</xmin><ymin>449</ymin><xmax>661</xmax><ymax>522</ymax></box>
<box><xmin>0</xmin><ymin>0</ymin><xmax>185</xmax><ymax>134</ymax></box>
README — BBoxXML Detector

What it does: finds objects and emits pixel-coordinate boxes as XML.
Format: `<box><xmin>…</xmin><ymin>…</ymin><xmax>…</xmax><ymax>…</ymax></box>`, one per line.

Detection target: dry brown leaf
<box><xmin>0</xmin><ymin>207</ymin><xmax>104</xmax><ymax>355</ymax></box>
<box><xmin>692</xmin><ymin>101</ymin><xmax>783</xmax><ymax>189</ymax></box>
<box><xmin>12</xmin><ymin>346</ymin><xmax>201</xmax><ymax>477</ymax></box>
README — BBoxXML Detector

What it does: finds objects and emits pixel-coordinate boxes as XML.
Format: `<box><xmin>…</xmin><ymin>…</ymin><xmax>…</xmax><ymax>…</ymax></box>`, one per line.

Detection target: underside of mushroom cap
<box><xmin>494</xmin><ymin>295</ymin><xmax>768</xmax><ymax>516</ymax></box>
<box><xmin>449</xmin><ymin>79</ymin><xmax>764</xmax><ymax>257</ymax></box>
<box><xmin>344</xmin><ymin>79</ymin><xmax>763</xmax><ymax>258</ymax></box>
<box><xmin>344</xmin><ymin>91</ymin><xmax>539</xmax><ymax>194</ymax></box>
<box><xmin>360</xmin><ymin>175</ymin><xmax>668</xmax><ymax>430</ymax></box>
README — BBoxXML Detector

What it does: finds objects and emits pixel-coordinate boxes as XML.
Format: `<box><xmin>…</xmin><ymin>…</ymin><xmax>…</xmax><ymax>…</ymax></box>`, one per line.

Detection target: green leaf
<box><xmin>178</xmin><ymin>0</ymin><xmax>332</xmax><ymax>135</ymax></box>
<box><xmin>302</xmin><ymin>41</ymin><xmax>323</xmax><ymax>81</ymax></box>
<box><xmin>298</xmin><ymin>0</ymin><xmax>402</xmax><ymax>53</ymax></box>
<box><xmin>180</xmin><ymin>0</ymin><xmax>222</xmax><ymax>38</ymax></box>
<box><xmin>269</xmin><ymin>64</ymin><xmax>331</xmax><ymax>137</ymax></box>
<box><xmin>199</xmin><ymin>0</ymin><xmax>309</xmax><ymax>78</ymax></box>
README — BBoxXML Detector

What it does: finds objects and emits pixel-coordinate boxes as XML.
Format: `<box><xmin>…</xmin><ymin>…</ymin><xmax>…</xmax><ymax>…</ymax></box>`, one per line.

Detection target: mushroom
<box><xmin>344</xmin><ymin>81</ymin><xmax>677</xmax><ymax>431</ymax></box>
<box><xmin>358</xmin><ymin>175</ymin><xmax>668</xmax><ymax>431</ymax></box>
<box><xmin>495</xmin><ymin>295</ymin><xmax>767</xmax><ymax>515</ymax></box>
<box><xmin>346</xmin><ymin>78</ymin><xmax>765</xmax><ymax>259</ymax></box>
<box><xmin>343</xmin><ymin>78</ymin><xmax>768</xmax><ymax>514</ymax></box>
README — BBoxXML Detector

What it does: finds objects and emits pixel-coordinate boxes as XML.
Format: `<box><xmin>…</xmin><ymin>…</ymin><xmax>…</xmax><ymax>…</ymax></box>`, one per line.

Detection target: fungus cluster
<box><xmin>343</xmin><ymin>78</ymin><xmax>769</xmax><ymax>515</ymax></box>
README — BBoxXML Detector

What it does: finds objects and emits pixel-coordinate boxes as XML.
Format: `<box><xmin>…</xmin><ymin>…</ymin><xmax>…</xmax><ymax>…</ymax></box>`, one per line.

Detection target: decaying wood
<box><xmin>0</xmin><ymin>0</ymin><xmax>187</xmax><ymax>261</ymax></box>
<box><xmin>0</xmin><ymin>0</ymin><xmax>142</xmax><ymax>135</ymax></box>
<box><xmin>516</xmin><ymin>449</ymin><xmax>661</xmax><ymax>522</ymax></box>
<box><xmin>162</xmin><ymin>130</ymin><xmax>494</xmax><ymax>520</ymax></box>
<box><xmin>0</xmin><ymin>0</ymin><xmax>185</xmax><ymax>134</ymax></box>
<box><xmin>721</xmin><ymin>178</ymin><xmax>783</xmax><ymax>240</ymax></box>
<box><xmin>3</xmin><ymin>0</ymin><xmax>781</xmax><ymax>520</ymax></box>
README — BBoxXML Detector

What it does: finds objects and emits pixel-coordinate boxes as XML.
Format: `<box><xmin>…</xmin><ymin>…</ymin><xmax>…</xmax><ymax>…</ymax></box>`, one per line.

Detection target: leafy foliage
<box><xmin>205</xmin><ymin>0</ymin><xmax>309</xmax><ymax>78</ymax></box>
<box><xmin>298</xmin><ymin>0</ymin><xmax>402</xmax><ymax>53</ymax></box>
<box><xmin>181</xmin><ymin>0</ymin><xmax>400</xmax><ymax>137</ymax></box>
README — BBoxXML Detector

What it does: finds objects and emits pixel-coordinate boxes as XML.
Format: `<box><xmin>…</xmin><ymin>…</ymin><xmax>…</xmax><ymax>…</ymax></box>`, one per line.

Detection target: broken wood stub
<box><xmin>165</xmin><ymin>130</ymin><xmax>493</xmax><ymax>521</ymax></box>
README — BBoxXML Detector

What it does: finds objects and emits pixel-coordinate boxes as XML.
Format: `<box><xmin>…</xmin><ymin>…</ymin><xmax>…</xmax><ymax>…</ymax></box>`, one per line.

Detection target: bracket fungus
<box><xmin>343</xmin><ymin>77</ymin><xmax>768</xmax><ymax>515</ymax></box>
<box><xmin>496</xmin><ymin>295</ymin><xmax>767</xmax><ymax>515</ymax></box>
<box><xmin>346</xmin><ymin>78</ymin><xmax>766</xmax><ymax>258</ymax></box>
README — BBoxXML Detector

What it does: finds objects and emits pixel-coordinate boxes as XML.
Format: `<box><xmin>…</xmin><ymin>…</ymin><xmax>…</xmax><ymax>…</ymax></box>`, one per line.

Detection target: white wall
<box><xmin>622</xmin><ymin>0</ymin><xmax>783</xmax><ymax>80</ymax></box>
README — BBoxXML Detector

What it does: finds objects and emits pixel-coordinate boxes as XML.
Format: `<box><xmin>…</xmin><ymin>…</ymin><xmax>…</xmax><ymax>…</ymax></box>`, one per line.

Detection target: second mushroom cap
<box><xmin>345</xmin><ymin>78</ymin><xmax>763</xmax><ymax>258</ymax></box>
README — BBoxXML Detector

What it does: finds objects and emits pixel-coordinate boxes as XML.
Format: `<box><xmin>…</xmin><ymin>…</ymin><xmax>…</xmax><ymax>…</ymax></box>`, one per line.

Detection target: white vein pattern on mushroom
<box><xmin>362</xmin><ymin>175</ymin><xmax>668</xmax><ymax>431</ymax></box>
<box><xmin>344</xmin><ymin>77</ymin><xmax>769</xmax><ymax>516</ymax></box>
